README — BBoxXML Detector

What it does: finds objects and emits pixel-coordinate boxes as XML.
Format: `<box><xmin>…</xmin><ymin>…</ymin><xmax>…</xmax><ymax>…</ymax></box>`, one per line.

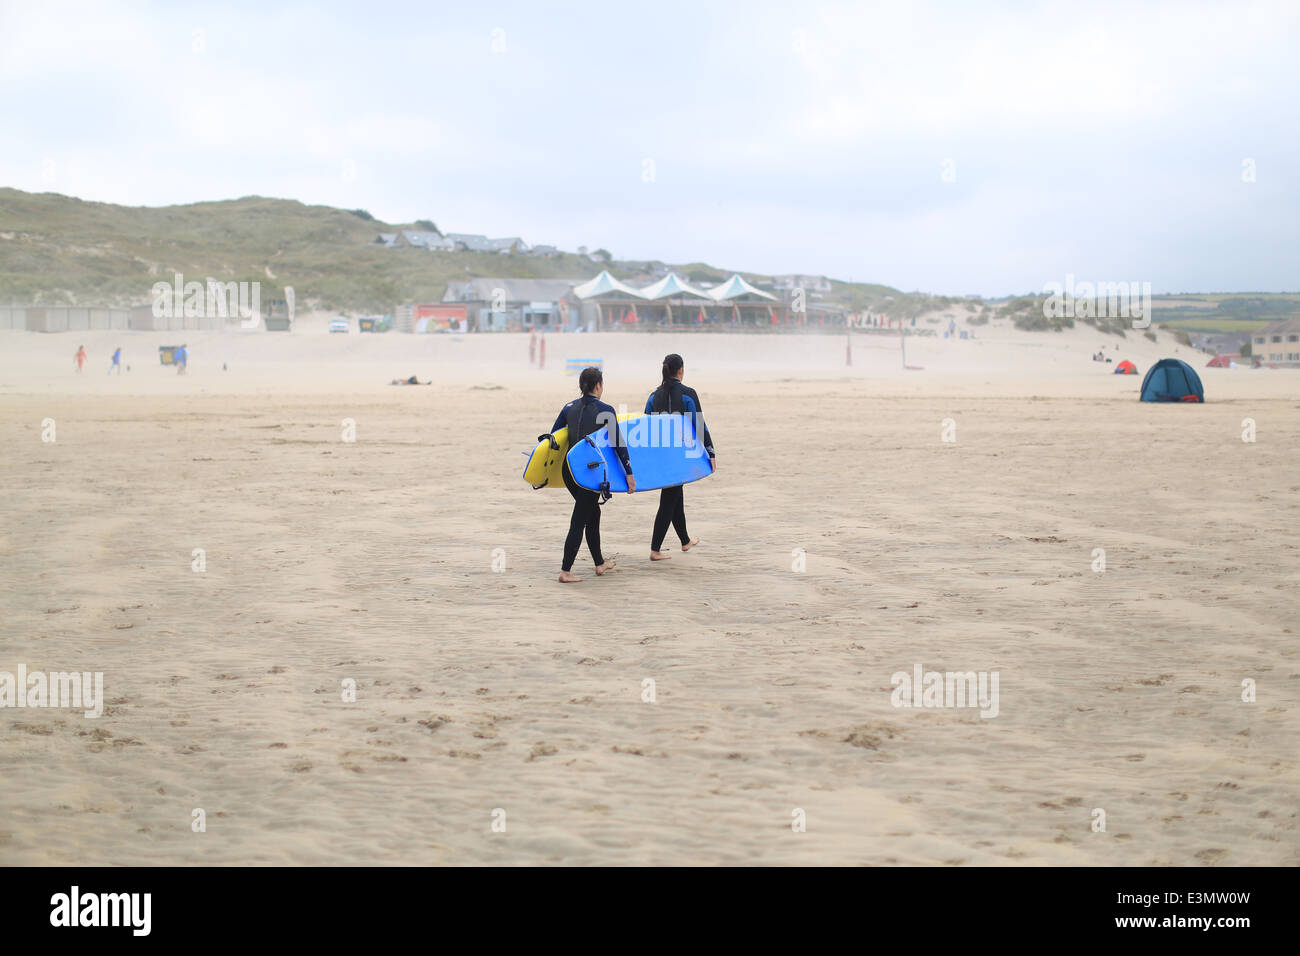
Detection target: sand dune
<box><xmin>1</xmin><ymin>322</ymin><xmax>1296</xmax><ymax>865</ymax></box>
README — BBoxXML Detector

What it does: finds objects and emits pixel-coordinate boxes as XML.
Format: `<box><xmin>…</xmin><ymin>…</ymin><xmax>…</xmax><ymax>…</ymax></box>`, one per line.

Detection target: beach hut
<box><xmin>1139</xmin><ymin>358</ymin><xmax>1204</xmax><ymax>403</ymax></box>
<box><xmin>1114</xmin><ymin>360</ymin><xmax>1138</xmax><ymax>374</ymax></box>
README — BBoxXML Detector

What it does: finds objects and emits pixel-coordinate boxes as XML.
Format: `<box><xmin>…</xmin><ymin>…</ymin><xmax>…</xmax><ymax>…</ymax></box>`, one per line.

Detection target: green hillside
<box><xmin>9</xmin><ymin>188</ymin><xmax>1287</xmax><ymax>328</ymax></box>
<box><xmin>0</xmin><ymin>188</ymin><xmax>903</xmax><ymax>313</ymax></box>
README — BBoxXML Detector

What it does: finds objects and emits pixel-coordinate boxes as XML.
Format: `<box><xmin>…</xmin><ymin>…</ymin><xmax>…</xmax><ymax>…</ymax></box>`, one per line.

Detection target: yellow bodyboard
<box><xmin>522</xmin><ymin>413</ymin><xmax>640</xmax><ymax>489</ymax></box>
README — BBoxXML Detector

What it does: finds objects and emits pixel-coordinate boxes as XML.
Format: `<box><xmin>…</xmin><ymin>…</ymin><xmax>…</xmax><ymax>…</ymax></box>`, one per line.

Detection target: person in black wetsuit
<box><xmin>643</xmin><ymin>353</ymin><xmax>715</xmax><ymax>561</ymax></box>
<box><xmin>551</xmin><ymin>367</ymin><xmax>635</xmax><ymax>583</ymax></box>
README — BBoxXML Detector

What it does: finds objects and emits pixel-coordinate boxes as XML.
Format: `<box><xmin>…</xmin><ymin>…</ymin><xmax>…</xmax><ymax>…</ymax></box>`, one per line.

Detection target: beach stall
<box><xmin>708</xmin><ymin>274</ymin><xmax>779</xmax><ymax>327</ymax></box>
<box><xmin>573</xmin><ymin>270</ymin><xmax>647</xmax><ymax>332</ymax></box>
<box><xmin>639</xmin><ymin>273</ymin><xmax>714</xmax><ymax>326</ymax></box>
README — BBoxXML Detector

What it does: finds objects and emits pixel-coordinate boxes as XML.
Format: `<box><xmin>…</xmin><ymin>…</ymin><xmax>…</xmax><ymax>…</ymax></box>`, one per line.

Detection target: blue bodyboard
<box><xmin>565</xmin><ymin>413</ymin><xmax>714</xmax><ymax>494</ymax></box>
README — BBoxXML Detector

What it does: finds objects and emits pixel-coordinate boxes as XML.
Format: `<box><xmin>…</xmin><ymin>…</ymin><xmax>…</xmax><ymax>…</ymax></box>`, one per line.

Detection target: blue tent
<box><xmin>1139</xmin><ymin>358</ymin><xmax>1204</xmax><ymax>403</ymax></box>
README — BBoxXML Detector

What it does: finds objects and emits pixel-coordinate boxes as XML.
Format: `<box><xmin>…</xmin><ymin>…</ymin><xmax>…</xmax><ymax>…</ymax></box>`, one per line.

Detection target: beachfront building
<box><xmin>440</xmin><ymin>278</ymin><xmax>587</xmax><ymax>332</ymax></box>
<box><xmin>638</xmin><ymin>273</ymin><xmax>715</xmax><ymax>326</ymax></box>
<box><xmin>708</xmin><ymin>274</ymin><xmax>783</xmax><ymax>327</ymax></box>
<box><xmin>424</xmin><ymin>270</ymin><xmax>856</xmax><ymax>333</ymax></box>
<box><xmin>1252</xmin><ymin>317</ymin><xmax>1300</xmax><ymax>366</ymax></box>
<box><xmin>568</xmin><ymin>270</ymin><xmax>827</xmax><ymax>328</ymax></box>
<box><xmin>572</xmin><ymin>270</ymin><xmax>646</xmax><ymax>329</ymax></box>
<box><xmin>0</xmin><ymin>306</ymin><xmax>134</xmax><ymax>331</ymax></box>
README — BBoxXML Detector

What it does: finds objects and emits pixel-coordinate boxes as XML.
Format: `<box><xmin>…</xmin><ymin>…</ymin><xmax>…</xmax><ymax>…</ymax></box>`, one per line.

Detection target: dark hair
<box><xmin>653</xmin><ymin>354</ymin><xmax>685</xmax><ymax>410</ymax></box>
<box><xmin>578</xmin><ymin>366</ymin><xmax>603</xmax><ymax>395</ymax></box>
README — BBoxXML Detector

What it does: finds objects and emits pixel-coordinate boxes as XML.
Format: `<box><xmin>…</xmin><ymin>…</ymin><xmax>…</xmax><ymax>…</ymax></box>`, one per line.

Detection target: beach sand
<box><xmin>1</xmin><ymin>324</ymin><xmax>1296</xmax><ymax>865</ymax></box>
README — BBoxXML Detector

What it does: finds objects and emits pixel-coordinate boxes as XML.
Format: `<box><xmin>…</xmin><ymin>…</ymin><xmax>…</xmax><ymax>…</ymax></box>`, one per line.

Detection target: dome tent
<box><xmin>1139</xmin><ymin>358</ymin><xmax>1204</xmax><ymax>403</ymax></box>
<box><xmin>1114</xmin><ymin>360</ymin><xmax>1138</xmax><ymax>375</ymax></box>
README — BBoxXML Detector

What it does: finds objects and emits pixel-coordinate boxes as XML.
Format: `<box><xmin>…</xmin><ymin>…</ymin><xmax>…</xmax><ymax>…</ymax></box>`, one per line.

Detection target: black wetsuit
<box><xmin>551</xmin><ymin>395</ymin><xmax>633</xmax><ymax>572</ymax></box>
<box><xmin>644</xmin><ymin>379</ymin><xmax>715</xmax><ymax>552</ymax></box>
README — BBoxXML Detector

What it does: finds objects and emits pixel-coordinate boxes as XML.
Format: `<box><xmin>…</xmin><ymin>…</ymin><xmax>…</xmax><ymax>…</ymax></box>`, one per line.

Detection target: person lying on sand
<box><xmin>389</xmin><ymin>375</ymin><xmax>430</xmax><ymax>385</ymax></box>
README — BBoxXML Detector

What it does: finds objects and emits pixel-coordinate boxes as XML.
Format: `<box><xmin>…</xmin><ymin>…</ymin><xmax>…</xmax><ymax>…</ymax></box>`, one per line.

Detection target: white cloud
<box><xmin>0</xmin><ymin>0</ymin><xmax>1296</xmax><ymax>293</ymax></box>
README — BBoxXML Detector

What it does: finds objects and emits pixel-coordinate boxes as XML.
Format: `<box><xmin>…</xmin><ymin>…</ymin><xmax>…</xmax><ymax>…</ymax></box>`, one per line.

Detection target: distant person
<box><xmin>552</xmin><ymin>367</ymin><xmax>634</xmax><ymax>583</ymax></box>
<box><xmin>74</xmin><ymin>345</ymin><xmax>86</xmax><ymax>373</ymax></box>
<box><xmin>174</xmin><ymin>345</ymin><xmax>187</xmax><ymax>374</ymax></box>
<box><xmin>109</xmin><ymin>347</ymin><xmax>121</xmax><ymax>375</ymax></box>
<box><xmin>529</xmin><ymin>328</ymin><xmax>537</xmax><ymax>365</ymax></box>
<box><xmin>644</xmin><ymin>353</ymin><xmax>715</xmax><ymax>561</ymax></box>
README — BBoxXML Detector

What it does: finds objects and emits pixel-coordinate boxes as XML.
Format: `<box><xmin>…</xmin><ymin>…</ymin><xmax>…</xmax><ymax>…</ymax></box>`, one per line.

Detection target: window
<box><xmin>1272</xmin><ymin>335</ymin><xmax>1282</xmax><ymax>343</ymax></box>
<box><xmin>1288</xmin><ymin>335</ymin><xmax>1299</xmax><ymax>342</ymax></box>
<box><xmin>1254</xmin><ymin>336</ymin><xmax>1266</xmax><ymax>344</ymax></box>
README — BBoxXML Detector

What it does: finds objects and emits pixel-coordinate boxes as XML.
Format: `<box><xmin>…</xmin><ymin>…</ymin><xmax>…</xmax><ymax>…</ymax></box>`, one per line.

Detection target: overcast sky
<box><xmin>2</xmin><ymin>0</ymin><xmax>1297</xmax><ymax>295</ymax></box>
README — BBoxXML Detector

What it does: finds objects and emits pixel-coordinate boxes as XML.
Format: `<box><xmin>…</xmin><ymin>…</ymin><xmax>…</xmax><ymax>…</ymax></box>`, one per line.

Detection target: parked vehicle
<box><xmin>329</xmin><ymin>317</ymin><xmax>349</xmax><ymax>333</ymax></box>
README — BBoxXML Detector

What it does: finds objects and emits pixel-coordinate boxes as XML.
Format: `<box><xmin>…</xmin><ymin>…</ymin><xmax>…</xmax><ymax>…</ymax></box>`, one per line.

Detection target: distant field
<box><xmin>1150</xmin><ymin>294</ymin><xmax>1299</xmax><ymax>334</ymax></box>
<box><xmin>1156</xmin><ymin>293</ymin><xmax>1299</xmax><ymax>305</ymax></box>
<box><xmin>1157</xmin><ymin>317</ymin><xmax>1271</xmax><ymax>334</ymax></box>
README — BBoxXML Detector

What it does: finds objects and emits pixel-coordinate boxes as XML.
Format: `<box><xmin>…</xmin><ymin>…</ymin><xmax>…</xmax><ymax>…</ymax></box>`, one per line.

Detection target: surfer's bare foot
<box><xmin>680</xmin><ymin>538</ymin><xmax>700</xmax><ymax>552</ymax></box>
<box><xmin>558</xmin><ymin>570</ymin><xmax>583</xmax><ymax>583</ymax></box>
<box><xmin>594</xmin><ymin>560</ymin><xmax>616</xmax><ymax>575</ymax></box>
<box><xmin>650</xmin><ymin>551</ymin><xmax>671</xmax><ymax>561</ymax></box>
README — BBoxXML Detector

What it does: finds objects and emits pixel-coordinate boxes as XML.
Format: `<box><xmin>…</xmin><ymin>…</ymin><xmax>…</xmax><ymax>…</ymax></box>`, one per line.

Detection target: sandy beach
<box><xmin>1</xmin><ymin>324</ymin><xmax>1296</xmax><ymax>865</ymax></box>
